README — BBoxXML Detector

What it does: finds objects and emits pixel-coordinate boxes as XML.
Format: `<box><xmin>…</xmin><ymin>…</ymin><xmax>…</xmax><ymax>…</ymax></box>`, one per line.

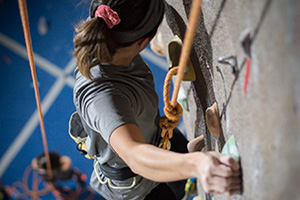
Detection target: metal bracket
<box><xmin>218</xmin><ymin>55</ymin><xmax>238</xmax><ymax>75</ymax></box>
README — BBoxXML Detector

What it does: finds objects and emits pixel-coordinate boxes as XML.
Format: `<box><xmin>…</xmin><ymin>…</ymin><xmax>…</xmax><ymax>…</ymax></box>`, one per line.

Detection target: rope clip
<box><xmin>218</xmin><ymin>55</ymin><xmax>238</xmax><ymax>76</ymax></box>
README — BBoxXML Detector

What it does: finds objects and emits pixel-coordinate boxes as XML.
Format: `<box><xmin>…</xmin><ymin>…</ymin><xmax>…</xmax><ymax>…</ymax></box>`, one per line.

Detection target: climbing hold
<box><xmin>177</xmin><ymin>86</ymin><xmax>190</xmax><ymax>111</ymax></box>
<box><xmin>187</xmin><ymin>135</ymin><xmax>204</xmax><ymax>152</ymax></box>
<box><xmin>205</xmin><ymin>102</ymin><xmax>220</xmax><ymax>137</ymax></box>
<box><xmin>221</xmin><ymin>135</ymin><xmax>239</xmax><ymax>162</ymax></box>
<box><xmin>240</xmin><ymin>29</ymin><xmax>252</xmax><ymax>58</ymax></box>
<box><xmin>150</xmin><ymin>27</ymin><xmax>166</xmax><ymax>57</ymax></box>
<box><xmin>168</xmin><ymin>35</ymin><xmax>196</xmax><ymax>81</ymax></box>
<box><xmin>221</xmin><ymin>135</ymin><xmax>242</xmax><ymax>194</ymax></box>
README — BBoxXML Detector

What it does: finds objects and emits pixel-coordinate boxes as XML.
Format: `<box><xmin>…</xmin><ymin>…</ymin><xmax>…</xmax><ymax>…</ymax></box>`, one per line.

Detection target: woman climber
<box><xmin>72</xmin><ymin>0</ymin><xmax>242</xmax><ymax>199</ymax></box>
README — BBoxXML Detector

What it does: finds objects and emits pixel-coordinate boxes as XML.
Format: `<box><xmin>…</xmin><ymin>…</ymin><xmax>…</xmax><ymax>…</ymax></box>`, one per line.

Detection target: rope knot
<box><xmin>159</xmin><ymin>98</ymin><xmax>183</xmax><ymax>139</ymax></box>
<box><xmin>164</xmin><ymin>102</ymin><xmax>183</xmax><ymax>122</ymax></box>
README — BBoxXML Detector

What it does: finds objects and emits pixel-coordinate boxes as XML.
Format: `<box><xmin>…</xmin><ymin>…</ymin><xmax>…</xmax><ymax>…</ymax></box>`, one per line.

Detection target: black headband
<box><xmin>89</xmin><ymin>0</ymin><xmax>106</xmax><ymax>18</ymax></box>
<box><xmin>90</xmin><ymin>0</ymin><xmax>164</xmax><ymax>44</ymax></box>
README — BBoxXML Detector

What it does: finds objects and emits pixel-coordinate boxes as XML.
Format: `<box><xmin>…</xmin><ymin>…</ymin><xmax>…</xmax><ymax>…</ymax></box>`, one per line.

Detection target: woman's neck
<box><xmin>110</xmin><ymin>44</ymin><xmax>140</xmax><ymax>66</ymax></box>
<box><xmin>110</xmin><ymin>54</ymin><xmax>136</xmax><ymax>66</ymax></box>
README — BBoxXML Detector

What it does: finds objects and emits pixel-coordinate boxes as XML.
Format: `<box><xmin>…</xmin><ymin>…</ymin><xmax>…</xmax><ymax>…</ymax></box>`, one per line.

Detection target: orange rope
<box><xmin>171</xmin><ymin>0</ymin><xmax>202</xmax><ymax>106</ymax></box>
<box><xmin>10</xmin><ymin>165</ymin><xmax>52</xmax><ymax>199</ymax></box>
<box><xmin>8</xmin><ymin>165</ymin><xmax>95</xmax><ymax>200</ymax></box>
<box><xmin>160</xmin><ymin>0</ymin><xmax>203</xmax><ymax>149</ymax></box>
<box><xmin>17</xmin><ymin>0</ymin><xmax>53</xmax><ymax>179</ymax></box>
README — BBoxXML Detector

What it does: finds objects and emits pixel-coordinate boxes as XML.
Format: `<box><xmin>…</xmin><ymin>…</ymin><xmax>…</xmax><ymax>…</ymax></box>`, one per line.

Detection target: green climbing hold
<box><xmin>222</xmin><ymin>135</ymin><xmax>242</xmax><ymax>195</ymax></box>
<box><xmin>177</xmin><ymin>86</ymin><xmax>189</xmax><ymax>111</ymax></box>
<box><xmin>221</xmin><ymin>135</ymin><xmax>239</xmax><ymax>162</ymax></box>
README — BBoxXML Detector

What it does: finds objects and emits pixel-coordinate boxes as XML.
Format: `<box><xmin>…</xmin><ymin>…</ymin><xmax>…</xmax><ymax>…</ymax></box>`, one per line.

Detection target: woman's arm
<box><xmin>109</xmin><ymin>123</ymin><xmax>241</xmax><ymax>195</ymax></box>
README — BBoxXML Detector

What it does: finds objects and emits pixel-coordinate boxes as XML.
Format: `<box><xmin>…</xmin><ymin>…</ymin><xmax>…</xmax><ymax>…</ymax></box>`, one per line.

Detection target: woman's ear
<box><xmin>138</xmin><ymin>37</ymin><xmax>151</xmax><ymax>51</ymax></box>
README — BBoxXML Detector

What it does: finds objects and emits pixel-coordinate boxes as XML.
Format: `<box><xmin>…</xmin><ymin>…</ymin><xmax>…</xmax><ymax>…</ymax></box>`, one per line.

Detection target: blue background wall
<box><xmin>0</xmin><ymin>0</ymin><xmax>171</xmax><ymax>199</ymax></box>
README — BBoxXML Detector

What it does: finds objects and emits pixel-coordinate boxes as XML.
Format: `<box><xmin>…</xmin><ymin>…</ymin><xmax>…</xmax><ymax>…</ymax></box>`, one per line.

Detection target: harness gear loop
<box><xmin>94</xmin><ymin>161</ymin><xmax>137</xmax><ymax>190</ymax></box>
<box><xmin>68</xmin><ymin>112</ymin><xmax>95</xmax><ymax>159</ymax></box>
<box><xmin>159</xmin><ymin>0</ymin><xmax>202</xmax><ymax>149</ymax></box>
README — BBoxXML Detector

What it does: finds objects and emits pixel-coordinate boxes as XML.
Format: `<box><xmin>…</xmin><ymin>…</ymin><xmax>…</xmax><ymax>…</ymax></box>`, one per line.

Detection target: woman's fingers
<box><xmin>211</xmin><ymin>164</ymin><xmax>236</xmax><ymax>177</ymax></box>
<box><xmin>202</xmin><ymin>182</ymin><xmax>241</xmax><ymax>194</ymax></box>
<box><xmin>209</xmin><ymin>175</ymin><xmax>241</xmax><ymax>187</ymax></box>
<box><xmin>226</xmin><ymin>188</ymin><xmax>241</xmax><ymax>196</ymax></box>
<box><xmin>219</xmin><ymin>155</ymin><xmax>240</xmax><ymax>171</ymax></box>
<box><xmin>202</xmin><ymin>176</ymin><xmax>241</xmax><ymax>195</ymax></box>
<box><xmin>206</xmin><ymin>152</ymin><xmax>240</xmax><ymax>177</ymax></box>
<box><xmin>208</xmin><ymin>152</ymin><xmax>240</xmax><ymax>171</ymax></box>
<box><xmin>206</xmin><ymin>161</ymin><xmax>240</xmax><ymax>178</ymax></box>
<box><xmin>199</xmin><ymin>152</ymin><xmax>242</xmax><ymax>195</ymax></box>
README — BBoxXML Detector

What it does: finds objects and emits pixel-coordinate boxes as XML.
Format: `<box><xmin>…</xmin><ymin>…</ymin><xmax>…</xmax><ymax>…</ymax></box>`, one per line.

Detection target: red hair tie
<box><xmin>94</xmin><ymin>5</ymin><xmax>121</xmax><ymax>29</ymax></box>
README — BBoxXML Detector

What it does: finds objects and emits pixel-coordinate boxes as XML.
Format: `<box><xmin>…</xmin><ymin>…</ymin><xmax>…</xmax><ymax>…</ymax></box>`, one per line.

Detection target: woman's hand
<box><xmin>196</xmin><ymin>151</ymin><xmax>241</xmax><ymax>195</ymax></box>
<box><xmin>110</xmin><ymin>123</ymin><xmax>241</xmax><ymax>195</ymax></box>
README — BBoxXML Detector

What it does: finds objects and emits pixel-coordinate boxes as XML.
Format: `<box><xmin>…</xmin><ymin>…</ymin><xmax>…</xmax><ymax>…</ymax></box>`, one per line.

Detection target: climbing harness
<box><xmin>159</xmin><ymin>0</ymin><xmax>203</xmax><ymax>149</ymax></box>
<box><xmin>69</xmin><ymin>112</ymin><xmax>95</xmax><ymax>159</ymax></box>
<box><xmin>68</xmin><ymin>111</ymin><xmax>139</xmax><ymax>186</ymax></box>
<box><xmin>94</xmin><ymin>161</ymin><xmax>137</xmax><ymax>190</ymax></box>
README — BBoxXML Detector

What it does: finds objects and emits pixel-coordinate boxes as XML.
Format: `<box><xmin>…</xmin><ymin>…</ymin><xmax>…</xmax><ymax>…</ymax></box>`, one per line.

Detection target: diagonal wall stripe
<box><xmin>0</xmin><ymin>35</ymin><xmax>78</xmax><ymax>177</ymax></box>
<box><xmin>64</xmin><ymin>57</ymin><xmax>77</xmax><ymax>75</ymax></box>
<box><xmin>0</xmin><ymin>78</ymin><xmax>65</xmax><ymax>177</ymax></box>
<box><xmin>0</xmin><ymin>32</ymin><xmax>75</xmax><ymax>85</ymax></box>
<box><xmin>0</xmin><ymin>33</ymin><xmax>167</xmax><ymax>178</ymax></box>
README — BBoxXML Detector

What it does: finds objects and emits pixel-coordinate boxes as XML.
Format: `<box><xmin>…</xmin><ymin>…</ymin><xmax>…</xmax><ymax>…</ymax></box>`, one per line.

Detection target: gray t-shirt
<box><xmin>73</xmin><ymin>55</ymin><xmax>161</xmax><ymax>199</ymax></box>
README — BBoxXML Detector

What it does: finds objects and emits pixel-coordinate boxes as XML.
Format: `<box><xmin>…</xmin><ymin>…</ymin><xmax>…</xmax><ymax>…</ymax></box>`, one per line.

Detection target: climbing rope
<box><xmin>16</xmin><ymin>1</ymin><xmax>96</xmax><ymax>199</ymax></box>
<box><xmin>7</xmin><ymin>165</ymin><xmax>95</xmax><ymax>200</ymax></box>
<box><xmin>17</xmin><ymin>0</ymin><xmax>53</xmax><ymax>179</ymax></box>
<box><xmin>8</xmin><ymin>165</ymin><xmax>52</xmax><ymax>199</ymax></box>
<box><xmin>160</xmin><ymin>0</ymin><xmax>203</xmax><ymax>149</ymax></box>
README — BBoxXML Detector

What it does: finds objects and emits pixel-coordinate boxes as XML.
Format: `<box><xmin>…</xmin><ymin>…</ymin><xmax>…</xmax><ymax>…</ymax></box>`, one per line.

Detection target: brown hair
<box><xmin>73</xmin><ymin>0</ymin><xmax>163</xmax><ymax>79</ymax></box>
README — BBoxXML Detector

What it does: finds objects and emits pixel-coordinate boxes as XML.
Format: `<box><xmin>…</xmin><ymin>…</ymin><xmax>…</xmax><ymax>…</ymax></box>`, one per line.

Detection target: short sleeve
<box><xmin>84</xmin><ymin>90</ymin><xmax>137</xmax><ymax>143</ymax></box>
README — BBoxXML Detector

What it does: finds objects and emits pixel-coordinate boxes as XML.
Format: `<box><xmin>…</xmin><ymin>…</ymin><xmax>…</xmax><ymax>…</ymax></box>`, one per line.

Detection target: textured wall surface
<box><xmin>159</xmin><ymin>0</ymin><xmax>300</xmax><ymax>199</ymax></box>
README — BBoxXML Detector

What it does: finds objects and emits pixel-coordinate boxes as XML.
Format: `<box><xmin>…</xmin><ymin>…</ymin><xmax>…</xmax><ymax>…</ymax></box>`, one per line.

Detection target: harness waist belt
<box><xmin>99</xmin><ymin>163</ymin><xmax>136</xmax><ymax>181</ymax></box>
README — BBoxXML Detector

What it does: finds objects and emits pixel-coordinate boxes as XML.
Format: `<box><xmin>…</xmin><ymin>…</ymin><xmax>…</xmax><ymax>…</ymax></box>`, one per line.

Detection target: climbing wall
<box><xmin>159</xmin><ymin>0</ymin><xmax>300</xmax><ymax>199</ymax></box>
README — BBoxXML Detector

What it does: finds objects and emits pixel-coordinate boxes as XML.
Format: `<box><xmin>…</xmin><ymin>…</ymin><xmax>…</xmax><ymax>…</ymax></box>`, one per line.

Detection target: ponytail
<box><xmin>73</xmin><ymin>0</ymin><xmax>164</xmax><ymax>80</ymax></box>
<box><xmin>73</xmin><ymin>18</ymin><xmax>117</xmax><ymax>79</ymax></box>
